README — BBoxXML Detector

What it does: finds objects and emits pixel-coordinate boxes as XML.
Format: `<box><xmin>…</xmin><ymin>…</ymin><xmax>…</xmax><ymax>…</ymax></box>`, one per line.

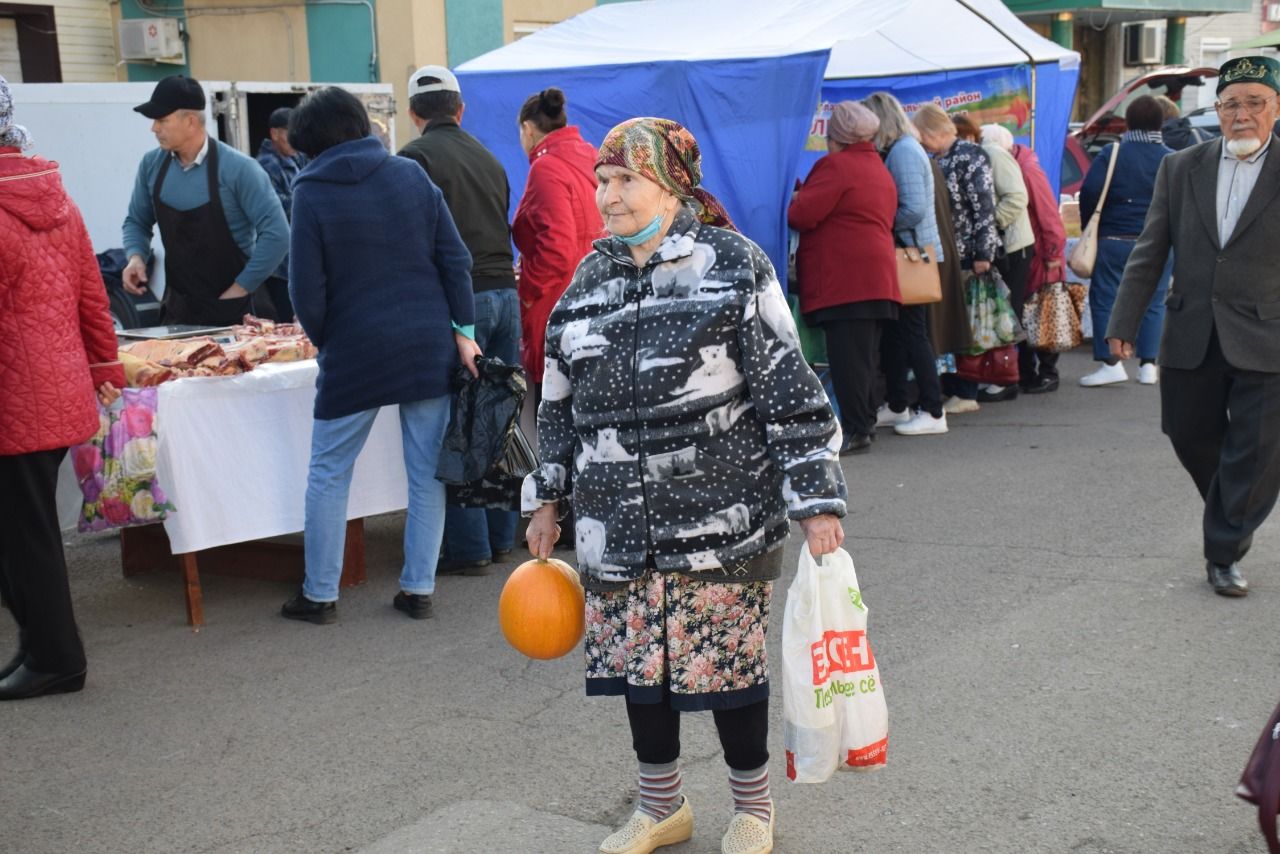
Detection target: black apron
<box><xmin>153</xmin><ymin>140</ymin><xmax>253</xmax><ymax>325</ymax></box>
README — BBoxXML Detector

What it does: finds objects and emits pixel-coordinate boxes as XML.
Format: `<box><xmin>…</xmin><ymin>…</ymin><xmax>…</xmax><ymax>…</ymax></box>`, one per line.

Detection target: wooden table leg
<box><xmin>339</xmin><ymin>518</ymin><xmax>367</xmax><ymax>588</ymax></box>
<box><xmin>177</xmin><ymin>552</ymin><xmax>204</xmax><ymax>632</ymax></box>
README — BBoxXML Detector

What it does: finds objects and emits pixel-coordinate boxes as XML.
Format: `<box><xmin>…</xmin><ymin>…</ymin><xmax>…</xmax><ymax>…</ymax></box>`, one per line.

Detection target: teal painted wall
<box><xmin>445</xmin><ymin>0</ymin><xmax>503</xmax><ymax>66</ymax></box>
<box><xmin>118</xmin><ymin>0</ymin><xmax>190</xmax><ymax>82</ymax></box>
<box><xmin>306</xmin><ymin>1</ymin><xmax>379</xmax><ymax>82</ymax></box>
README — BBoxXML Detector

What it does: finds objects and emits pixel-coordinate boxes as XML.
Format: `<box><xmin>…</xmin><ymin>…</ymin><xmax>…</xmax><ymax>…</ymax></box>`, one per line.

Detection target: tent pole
<box><xmin>951</xmin><ymin>0</ymin><xmax>1039</xmax><ymax>150</ymax></box>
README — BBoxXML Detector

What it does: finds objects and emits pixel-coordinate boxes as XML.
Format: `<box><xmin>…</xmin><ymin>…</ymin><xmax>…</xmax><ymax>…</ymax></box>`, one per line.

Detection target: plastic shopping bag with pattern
<box><xmin>782</xmin><ymin>545</ymin><xmax>888</xmax><ymax>783</ymax></box>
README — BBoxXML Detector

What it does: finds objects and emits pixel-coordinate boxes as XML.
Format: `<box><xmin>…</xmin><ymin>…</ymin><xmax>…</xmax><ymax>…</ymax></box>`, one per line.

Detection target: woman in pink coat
<box><xmin>0</xmin><ymin>76</ymin><xmax>124</xmax><ymax>700</ymax></box>
<box><xmin>511</xmin><ymin>88</ymin><xmax>602</xmax><ymax>400</ymax></box>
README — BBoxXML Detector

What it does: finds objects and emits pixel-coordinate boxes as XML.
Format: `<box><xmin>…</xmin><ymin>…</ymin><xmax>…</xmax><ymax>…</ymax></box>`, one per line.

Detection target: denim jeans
<box><xmin>443</xmin><ymin>288</ymin><xmax>520</xmax><ymax>561</ymax></box>
<box><xmin>1089</xmin><ymin>238</ymin><xmax>1171</xmax><ymax>361</ymax></box>
<box><xmin>302</xmin><ymin>396</ymin><xmax>451</xmax><ymax>602</ymax></box>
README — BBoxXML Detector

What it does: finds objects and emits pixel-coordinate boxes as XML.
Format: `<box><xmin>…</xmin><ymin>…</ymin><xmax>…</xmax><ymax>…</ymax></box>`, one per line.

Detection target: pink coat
<box><xmin>1012</xmin><ymin>144</ymin><xmax>1066</xmax><ymax>295</ymax></box>
<box><xmin>0</xmin><ymin>148</ymin><xmax>124</xmax><ymax>455</ymax></box>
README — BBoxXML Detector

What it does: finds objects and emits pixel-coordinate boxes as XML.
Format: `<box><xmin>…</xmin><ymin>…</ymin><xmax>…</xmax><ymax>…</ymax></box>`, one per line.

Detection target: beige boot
<box><xmin>599</xmin><ymin>797</ymin><xmax>693</xmax><ymax>854</ymax></box>
<box><xmin>721</xmin><ymin>802</ymin><xmax>774</xmax><ymax>854</ymax></box>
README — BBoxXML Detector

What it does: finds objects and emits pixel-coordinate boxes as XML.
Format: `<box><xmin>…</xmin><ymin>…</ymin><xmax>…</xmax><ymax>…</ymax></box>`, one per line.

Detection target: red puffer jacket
<box><xmin>1012</xmin><ymin>143</ymin><xmax>1067</xmax><ymax>296</ymax></box>
<box><xmin>512</xmin><ymin>126</ymin><xmax>602</xmax><ymax>382</ymax></box>
<box><xmin>788</xmin><ymin>142</ymin><xmax>900</xmax><ymax>314</ymax></box>
<box><xmin>0</xmin><ymin>148</ymin><xmax>125</xmax><ymax>455</ymax></box>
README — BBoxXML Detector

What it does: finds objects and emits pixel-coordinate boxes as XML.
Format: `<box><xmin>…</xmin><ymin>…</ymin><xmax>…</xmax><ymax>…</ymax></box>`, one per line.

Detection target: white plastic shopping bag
<box><xmin>782</xmin><ymin>545</ymin><xmax>888</xmax><ymax>782</ymax></box>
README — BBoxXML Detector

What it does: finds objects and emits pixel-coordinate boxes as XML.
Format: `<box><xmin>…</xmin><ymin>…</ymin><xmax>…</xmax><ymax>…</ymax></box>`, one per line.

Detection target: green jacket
<box><xmin>398</xmin><ymin>119</ymin><xmax>515</xmax><ymax>290</ymax></box>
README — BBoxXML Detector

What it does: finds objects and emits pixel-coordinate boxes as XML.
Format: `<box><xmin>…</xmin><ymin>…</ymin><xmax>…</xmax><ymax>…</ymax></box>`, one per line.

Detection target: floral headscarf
<box><xmin>596</xmin><ymin>117</ymin><xmax>736</xmax><ymax>231</ymax></box>
<box><xmin>0</xmin><ymin>75</ymin><xmax>32</xmax><ymax>150</ymax></box>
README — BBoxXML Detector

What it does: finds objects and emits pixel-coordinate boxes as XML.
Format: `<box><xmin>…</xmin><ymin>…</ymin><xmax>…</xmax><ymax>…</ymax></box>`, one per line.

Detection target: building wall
<box><xmin>504</xmin><ymin>0</ymin><xmax>592</xmax><ymax>42</ymax></box>
<box><xmin>378</xmin><ymin>0</ymin><xmax>448</xmax><ymax>150</ymax></box>
<box><xmin>186</xmin><ymin>0</ymin><xmax>311</xmax><ymax>83</ymax></box>
<box><xmin>5</xmin><ymin>0</ymin><xmax>116</xmax><ymax>81</ymax></box>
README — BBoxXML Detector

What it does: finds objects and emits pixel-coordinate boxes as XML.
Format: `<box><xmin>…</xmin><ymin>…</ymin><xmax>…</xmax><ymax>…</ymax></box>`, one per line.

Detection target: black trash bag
<box><xmin>435</xmin><ymin>356</ymin><xmax>535</xmax><ymax>510</ymax></box>
<box><xmin>446</xmin><ymin>420</ymin><xmax>538</xmax><ymax>510</ymax></box>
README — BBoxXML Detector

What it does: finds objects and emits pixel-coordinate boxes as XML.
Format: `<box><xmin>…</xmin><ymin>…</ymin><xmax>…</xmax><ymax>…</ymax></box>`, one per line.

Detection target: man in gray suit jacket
<box><xmin>1107</xmin><ymin>56</ymin><xmax>1280</xmax><ymax>598</ymax></box>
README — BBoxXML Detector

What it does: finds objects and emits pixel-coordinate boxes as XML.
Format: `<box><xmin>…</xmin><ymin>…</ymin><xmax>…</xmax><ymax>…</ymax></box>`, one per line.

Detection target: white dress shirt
<box><xmin>1217</xmin><ymin>136</ymin><xmax>1271</xmax><ymax>246</ymax></box>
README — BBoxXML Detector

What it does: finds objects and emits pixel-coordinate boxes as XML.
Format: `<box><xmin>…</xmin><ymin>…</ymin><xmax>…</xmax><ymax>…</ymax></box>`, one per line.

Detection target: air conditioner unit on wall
<box><xmin>118</xmin><ymin>18</ymin><xmax>186</xmax><ymax>64</ymax></box>
<box><xmin>1124</xmin><ymin>22</ymin><xmax>1164</xmax><ymax>66</ymax></box>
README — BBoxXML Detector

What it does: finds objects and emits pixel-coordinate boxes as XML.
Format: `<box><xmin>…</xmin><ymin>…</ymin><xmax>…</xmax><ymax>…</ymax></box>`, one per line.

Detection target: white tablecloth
<box><xmin>152</xmin><ymin>360</ymin><xmax>408</xmax><ymax>554</ymax></box>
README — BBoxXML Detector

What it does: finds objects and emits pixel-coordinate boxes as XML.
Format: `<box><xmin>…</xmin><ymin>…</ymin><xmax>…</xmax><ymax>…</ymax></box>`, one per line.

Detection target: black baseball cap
<box><xmin>134</xmin><ymin>75</ymin><xmax>205</xmax><ymax>119</ymax></box>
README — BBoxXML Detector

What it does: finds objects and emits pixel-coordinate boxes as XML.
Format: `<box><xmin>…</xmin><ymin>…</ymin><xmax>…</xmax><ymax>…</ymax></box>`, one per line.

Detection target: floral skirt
<box><xmin>584</xmin><ymin>571</ymin><xmax>773</xmax><ymax>711</ymax></box>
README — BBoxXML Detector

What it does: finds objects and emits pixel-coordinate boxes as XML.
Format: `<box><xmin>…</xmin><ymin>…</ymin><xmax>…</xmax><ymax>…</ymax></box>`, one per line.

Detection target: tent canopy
<box><xmin>456</xmin><ymin>0</ymin><xmax>1079</xmax><ymax>282</ymax></box>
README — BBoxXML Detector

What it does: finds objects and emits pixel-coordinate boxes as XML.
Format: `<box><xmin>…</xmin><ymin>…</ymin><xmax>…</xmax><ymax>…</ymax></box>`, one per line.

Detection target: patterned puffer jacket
<box><xmin>522</xmin><ymin>208</ymin><xmax>847</xmax><ymax>585</ymax></box>
<box><xmin>0</xmin><ymin>148</ymin><xmax>124</xmax><ymax>455</ymax></box>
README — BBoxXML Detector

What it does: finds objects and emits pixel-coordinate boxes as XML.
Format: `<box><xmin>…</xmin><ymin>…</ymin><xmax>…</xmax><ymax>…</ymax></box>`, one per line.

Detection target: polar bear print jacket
<box><xmin>521</xmin><ymin>207</ymin><xmax>847</xmax><ymax>585</ymax></box>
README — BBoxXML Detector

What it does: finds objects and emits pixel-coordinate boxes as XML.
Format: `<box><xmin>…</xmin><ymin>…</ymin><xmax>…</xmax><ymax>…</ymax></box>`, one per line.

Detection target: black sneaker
<box><xmin>280</xmin><ymin>590</ymin><xmax>336</xmax><ymax>624</ymax></box>
<box><xmin>840</xmin><ymin>433</ymin><xmax>873</xmax><ymax>455</ymax></box>
<box><xmin>1020</xmin><ymin>376</ymin><xmax>1060</xmax><ymax>395</ymax></box>
<box><xmin>436</xmin><ymin>558</ymin><xmax>493</xmax><ymax>576</ymax></box>
<box><xmin>393</xmin><ymin>591</ymin><xmax>433</xmax><ymax>619</ymax></box>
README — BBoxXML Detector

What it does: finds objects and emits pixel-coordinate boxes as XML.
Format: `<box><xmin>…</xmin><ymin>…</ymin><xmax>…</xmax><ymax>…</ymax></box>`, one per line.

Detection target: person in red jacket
<box><xmin>789</xmin><ymin>101</ymin><xmax>900</xmax><ymax>454</ymax></box>
<box><xmin>982</xmin><ymin>123</ymin><xmax>1068</xmax><ymax>394</ymax></box>
<box><xmin>512</xmin><ymin>87</ymin><xmax>602</xmax><ymax>400</ymax></box>
<box><xmin>0</xmin><ymin>76</ymin><xmax>124</xmax><ymax>701</ymax></box>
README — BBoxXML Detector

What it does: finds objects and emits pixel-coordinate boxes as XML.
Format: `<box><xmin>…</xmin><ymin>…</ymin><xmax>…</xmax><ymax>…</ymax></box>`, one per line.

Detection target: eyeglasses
<box><xmin>1214</xmin><ymin>96</ymin><xmax>1277</xmax><ymax>116</ymax></box>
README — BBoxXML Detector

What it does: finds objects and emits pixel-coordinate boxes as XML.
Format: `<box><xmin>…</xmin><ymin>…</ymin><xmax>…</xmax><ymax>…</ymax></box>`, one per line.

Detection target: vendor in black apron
<box><xmin>122</xmin><ymin>76</ymin><xmax>289</xmax><ymax>327</ymax></box>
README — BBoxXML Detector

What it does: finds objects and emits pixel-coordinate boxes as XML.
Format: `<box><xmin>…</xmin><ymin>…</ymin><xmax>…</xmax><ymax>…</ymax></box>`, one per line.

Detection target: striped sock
<box><xmin>729</xmin><ymin>764</ymin><xmax>772</xmax><ymax>823</ymax></box>
<box><xmin>637</xmin><ymin>761</ymin><xmax>683</xmax><ymax>822</ymax></box>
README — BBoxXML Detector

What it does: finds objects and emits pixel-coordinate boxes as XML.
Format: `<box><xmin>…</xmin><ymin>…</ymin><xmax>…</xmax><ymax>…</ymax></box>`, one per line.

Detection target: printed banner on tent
<box><xmin>806</xmin><ymin>65</ymin><xmax>1034</xmax><ymax>152</ymax></box>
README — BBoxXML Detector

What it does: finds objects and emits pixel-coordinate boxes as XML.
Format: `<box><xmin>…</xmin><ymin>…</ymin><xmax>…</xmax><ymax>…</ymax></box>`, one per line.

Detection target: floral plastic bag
<box><xmin>72</xmin><ymin>387</ymin><xmax>175</xmax><ymax>532</ymax></box>
<box><xmin>782</xmin><ymin>545</ymin><xmax>888</xmax><ymax>783</ymax></box>
<box><xmin>963</xmin><ymin>268</ymin><xmax>1025</xmax><ymax>355</ymax></box>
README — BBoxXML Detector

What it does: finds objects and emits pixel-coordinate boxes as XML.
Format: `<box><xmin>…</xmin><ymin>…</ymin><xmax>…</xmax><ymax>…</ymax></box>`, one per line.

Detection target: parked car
<box><xmin>1075</xmin><ymin>65</ymin><xmax>1218</xmax><ymax>157</ymax></box>
<box><xmin>1060</xmin><ymin>132</ymin><xmax>1091</xmax><ymax>198</ymax></box>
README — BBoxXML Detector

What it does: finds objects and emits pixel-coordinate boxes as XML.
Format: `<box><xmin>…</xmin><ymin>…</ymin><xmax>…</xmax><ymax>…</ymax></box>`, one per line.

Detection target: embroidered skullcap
<box><xmin>596</xmin><ymin>117</ymin><xmax>736</xmax><ymax>230</ymax></box>
<box><xmin>827</xmin><ymin>101</ymin><xmax>879</xmax><ymax>145</ymax></box>
<box><xmin>1217</xmin><ymin>56</ymin><xmax>1280</xmax><ymax>94</ymax></box>
<box><xmin>980</xmin><ymin>123</ymin><xmax>1014</xmax><ymax>152</ymax></box>
<box><xmin>0</xmin><ymin>76</ymin><xmax>32</xmax><ymax>150</ymax></box>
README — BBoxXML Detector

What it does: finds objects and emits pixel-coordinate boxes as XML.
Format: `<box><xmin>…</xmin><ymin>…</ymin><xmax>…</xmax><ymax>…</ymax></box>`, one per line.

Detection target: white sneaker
<box><xmin>942</xmin><ymin>396</ymin><xmax>980</xmax><ymax>414</ymax></box>
<box><xmin>874</xmin><ymin>404</ymin><xmax>911</xmax><ymax>428</ymax></box>
<box><xmin>1138</xmin><ymin>363</ymin><xmax>1159</xmax><ymax>385</ymax></box>
<box><xmin>1079</xmin><ymin>362</ymin><xmax>1129</xmax><ymax>387</ymax></box>
<box><xmin>894</xmin><ymin>410</ymin><xmax>948</xmax><ymax>436</ymax></box>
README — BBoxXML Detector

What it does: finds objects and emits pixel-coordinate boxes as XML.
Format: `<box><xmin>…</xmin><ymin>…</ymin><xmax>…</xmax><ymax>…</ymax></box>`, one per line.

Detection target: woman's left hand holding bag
<box><xmin>799</xmin><ymin>513</ymin><xmax>844</xmax><ymax>556</ymax></box>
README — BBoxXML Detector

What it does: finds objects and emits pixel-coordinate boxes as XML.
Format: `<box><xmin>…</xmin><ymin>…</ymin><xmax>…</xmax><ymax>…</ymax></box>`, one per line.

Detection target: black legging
<box><xmin>995</xmin><ymin>246</ymin><xmax>1058</xmax><ymax>384</ymax></box>
<box><xmin>821</xmin><ymin>318</ymin><xmax>881</xmax><ymax>436</ymax></box>
<box><xmin>626</xmin><ymin>695</ymin><xmax>769</xmax><ymax>771</ymax></box>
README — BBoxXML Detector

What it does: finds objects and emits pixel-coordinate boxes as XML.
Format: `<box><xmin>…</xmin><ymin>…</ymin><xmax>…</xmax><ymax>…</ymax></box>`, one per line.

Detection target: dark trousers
<box><xmin>627</xmin><ymin>696</ymin><xmax>769</xmax><ymax>771</ymax></box>
<box><xmin>822</xmin><ymin>318</ymin><xmax>881</xmax><ymax>435</ymax></box>
<box><xmin>0</xmin><ymin>448</ymin><xmax>86</xmax><ymax>674</ymax></box>
<box><xmin>1161</xmin><ymin>329</ymin><xmax>1280</xmax><ymax>566</ymax></box>
<box><xmin>881</xmin><ymin>305</ymin><xmax>942</xmax><ymax>418</ymax></box>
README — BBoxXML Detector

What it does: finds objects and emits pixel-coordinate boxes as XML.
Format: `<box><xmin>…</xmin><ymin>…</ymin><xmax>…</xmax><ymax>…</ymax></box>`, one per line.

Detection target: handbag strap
<box><xmin>1093</xmin><ymin>143</ymin><xmax>1120</xmax><ymax>218</ymax></box>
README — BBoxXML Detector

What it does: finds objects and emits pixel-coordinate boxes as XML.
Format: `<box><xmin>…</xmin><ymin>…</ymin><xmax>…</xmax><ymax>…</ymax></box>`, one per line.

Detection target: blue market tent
<box><xmin>455</xmin><ymin>0</ymin><xmax>1080</xmax><ymax>280</ymax></box>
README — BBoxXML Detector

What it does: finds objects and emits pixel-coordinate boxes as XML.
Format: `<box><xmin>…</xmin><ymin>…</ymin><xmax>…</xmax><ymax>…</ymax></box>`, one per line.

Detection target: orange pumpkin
<box><xmin>498</xmin><ymin>558</ymin><xmax>586</xmax><ymax>660</ymax></box>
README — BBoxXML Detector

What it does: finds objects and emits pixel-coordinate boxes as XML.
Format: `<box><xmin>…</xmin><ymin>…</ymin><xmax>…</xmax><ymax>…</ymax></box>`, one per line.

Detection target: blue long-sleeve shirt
<box><xmin>1079</xmin><ymin>140</ymin><xmax>1173</xmax><ymax>238</ymax></box>
<box><xmin>884</xmin><ymin>135</ymin><xmax>944</xmax><ymax>262</ymax></box>
<box><xmin>122</xmin><ymin>137</ymin><xmax>289</xmax><ymax>292</ymax></box>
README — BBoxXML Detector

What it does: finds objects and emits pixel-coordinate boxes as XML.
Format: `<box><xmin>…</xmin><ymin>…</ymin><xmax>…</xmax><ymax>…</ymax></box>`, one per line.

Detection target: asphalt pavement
<box><xmin>3</xmin><ymin>348</ymin><xmax>1277</xmax><ymax>854</ymax></box>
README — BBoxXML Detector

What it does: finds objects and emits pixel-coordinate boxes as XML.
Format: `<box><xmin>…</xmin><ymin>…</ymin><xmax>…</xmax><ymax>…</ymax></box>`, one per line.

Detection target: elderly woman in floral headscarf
<box><xmin>0</xmin><ymin>76</ymin><xmax>124</xmax><ymax>700</ymax></box>
<box><xmin>523</xmin><ymin>117</ymin><xmax>847</xmax><ymax>854</ymax></box>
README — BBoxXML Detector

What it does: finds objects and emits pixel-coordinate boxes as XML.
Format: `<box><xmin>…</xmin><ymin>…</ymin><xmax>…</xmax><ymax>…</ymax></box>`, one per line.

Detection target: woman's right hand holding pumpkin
<box><xmin>526</xmin><ymin>503</ymin><xmax>561</xmax><ymax>560</ymax></box>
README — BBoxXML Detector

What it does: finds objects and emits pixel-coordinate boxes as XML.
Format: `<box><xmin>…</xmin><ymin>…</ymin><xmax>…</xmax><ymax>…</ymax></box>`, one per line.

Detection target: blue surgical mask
<box><xmin>616</xmin><ymin>213</ymin><xmax>664</xmax><ymax>246</ymax></box>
